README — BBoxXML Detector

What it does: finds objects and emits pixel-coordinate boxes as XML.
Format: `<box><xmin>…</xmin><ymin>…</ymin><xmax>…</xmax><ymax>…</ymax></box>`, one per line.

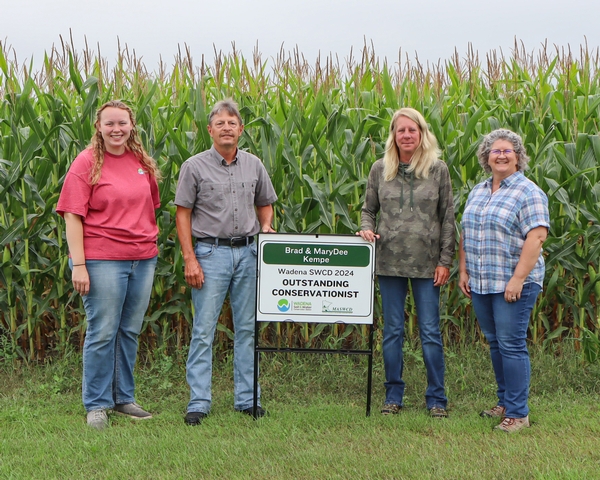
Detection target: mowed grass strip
<box><xmin>1</xmin><ymin>347</ymin><xmax>599</xmax><ymax>479</ymax></box>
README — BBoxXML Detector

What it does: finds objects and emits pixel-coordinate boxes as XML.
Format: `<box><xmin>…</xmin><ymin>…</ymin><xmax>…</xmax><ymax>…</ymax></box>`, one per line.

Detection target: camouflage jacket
<box><xmin>361</xmin><ymin>159</ymin><xmax>455</xmax><ymax>278</ymax></box>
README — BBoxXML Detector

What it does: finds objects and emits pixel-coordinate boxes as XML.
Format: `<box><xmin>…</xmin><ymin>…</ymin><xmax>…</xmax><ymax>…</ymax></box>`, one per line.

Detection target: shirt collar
<box><xmin>210</xmin><ymin>145</ymin><xmax>239</xmax><ymax>166</ymax></box>
<box><xmin>484</xmin><ymin>170</ymin><xmax>523</xmax><ymax>189</ymax></box>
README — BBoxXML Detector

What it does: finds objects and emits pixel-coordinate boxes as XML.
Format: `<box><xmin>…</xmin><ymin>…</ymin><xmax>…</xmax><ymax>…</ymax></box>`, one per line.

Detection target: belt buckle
<box><xmin>230</xmin><ymin>236</ymin><xmax>243</xmax><ymax>247</ymax></box>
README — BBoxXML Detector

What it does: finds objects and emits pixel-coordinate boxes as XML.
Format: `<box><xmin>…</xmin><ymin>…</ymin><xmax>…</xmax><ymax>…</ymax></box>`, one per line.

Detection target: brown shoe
<box><xmin>381</xmin><ymin>403</ymin><xmax>401</xmax><ymax>415</ymax></box>
<box><xmin>429</xmin><ymin>407</ymin><xmax>448</xmax><ymax>418</ymax></box>
<box><xmin>480</xmin><ymin>405</ymin><xmax>506</xmax><ymax>418</ymax></box>
<box><xmin>494</xmin><ymin>415</ymin><xmax>530</xmax><ymax>433</ymax></box>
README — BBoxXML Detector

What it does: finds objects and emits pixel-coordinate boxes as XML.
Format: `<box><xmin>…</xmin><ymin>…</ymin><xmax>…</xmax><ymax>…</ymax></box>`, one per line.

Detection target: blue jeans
<box><xmin>186</xmin><ymin>241</ymin><xmax>259</xmax><ymax>414</ymax></box>
<box><xmin>76</xmin><ymin>257</ymin><xmax>157</xmax><ymax>412</ymax></box>
<box><xmin>471</xmin><ymin>282</ymin><xmax>541</xmax><ymax>418</ymax></box>
<box><xmin>379</xmin><ymin>276</ymin><xmax>447</xmax><ymax>409</ymax></box>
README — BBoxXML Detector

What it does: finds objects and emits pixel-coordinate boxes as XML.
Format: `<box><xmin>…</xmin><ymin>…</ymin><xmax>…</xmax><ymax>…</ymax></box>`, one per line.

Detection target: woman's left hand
<box><xmin>433</xmin><ymin>266</ymin><xmax>450</xmax><ymax>287</ymax></box>
<box><xmin>504</xmin><ymin>276</ymin><xmax>524</xmax><ymax>303</ymax></box>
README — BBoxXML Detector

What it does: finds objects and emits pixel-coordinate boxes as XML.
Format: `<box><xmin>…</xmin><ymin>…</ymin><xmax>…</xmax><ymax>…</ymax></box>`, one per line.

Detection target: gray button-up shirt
<box><xmin>175</xmin><ymin>146</ymin><xmax>277</xmax><ymax>238</ymax></box>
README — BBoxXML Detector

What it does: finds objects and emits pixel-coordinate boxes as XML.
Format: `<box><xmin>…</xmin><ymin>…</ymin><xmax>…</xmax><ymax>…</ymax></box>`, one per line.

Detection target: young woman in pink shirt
<box><xmin>57</xmin><ymin>100</ymin><xmax>161</xmax><ymax>430</ymax></box>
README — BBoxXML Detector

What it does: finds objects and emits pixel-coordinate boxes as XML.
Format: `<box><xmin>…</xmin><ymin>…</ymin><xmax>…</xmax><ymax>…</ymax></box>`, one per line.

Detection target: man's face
<box><xmin>207</xmin><ymin>112</ymin><xmax>244</xmax><ymax>150</ymax></box>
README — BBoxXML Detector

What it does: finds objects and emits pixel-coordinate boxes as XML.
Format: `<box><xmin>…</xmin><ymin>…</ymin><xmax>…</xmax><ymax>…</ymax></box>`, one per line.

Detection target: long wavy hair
<box><xmin>89</xmin><ymin>100</ymin><xmax>161</xmax><ymax>185</ymax></box>
<box><xmin>382</xmin><ymin>108</ymin><xmax>440</xmax><ymax>181</ymax></box>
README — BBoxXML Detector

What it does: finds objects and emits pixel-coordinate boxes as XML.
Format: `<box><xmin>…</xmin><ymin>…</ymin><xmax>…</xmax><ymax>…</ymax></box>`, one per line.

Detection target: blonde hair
<box><xmin>382</xmin><ymin>108</ymin><xmax>440</xmax><ymax>181</ymax></box>
<box><xmin>89</xmin><ymin>100</ymin><xmax>161</xmax><ymax>185</ymax></box>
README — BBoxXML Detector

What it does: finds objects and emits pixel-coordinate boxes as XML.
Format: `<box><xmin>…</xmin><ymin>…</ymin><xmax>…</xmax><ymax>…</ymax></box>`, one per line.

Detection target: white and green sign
<box><xmin>256</xmin><ymin>233</ymin><xmax>375</xmax><ymax>324</ymax></box>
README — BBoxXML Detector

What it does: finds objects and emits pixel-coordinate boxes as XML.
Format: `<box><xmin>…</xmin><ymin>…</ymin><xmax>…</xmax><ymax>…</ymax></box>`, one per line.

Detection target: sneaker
<box><xmin>184</xmin><ymin>411</ymin><xmax>207</xmax><ymax>426</ymax></box>
<box><xmin>87</xmin><ymin>409</ymin><xmax>109</xmax><ymax>430</ymax></box>
<box><xmin>480</xmin><ymin>405</ymin><xmax>506</xmax><ymax>418</ymax></box>
<box><xmin>494</xmin><ymin>415</ymin><xmax>530</xmax><ymax>433</ymax></box>
<box><xmin>381</xmin><ymin>403</ymin><xmax>402</xmax><ymax>415</ymax></box>
<box><xmin>113</xmin><ymin>402</ymin><xmax>152</xmax><ymax>419</ymax></box>
<box><xmin>429</xmin><ymin>406</ymin><xmax>448</xmax><ymax>418</ymax></box>
<box><xmin>236</xmin><ymin>406</ymin><xmax>267</xmax><ymax>418</ymax></box>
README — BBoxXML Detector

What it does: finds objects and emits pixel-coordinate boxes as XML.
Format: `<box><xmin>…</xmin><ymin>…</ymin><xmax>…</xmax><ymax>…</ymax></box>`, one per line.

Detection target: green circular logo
<box><xmin>277</xmin><ymin>298</ymin><xmax>290</xmax><ymax>312</ymax></box>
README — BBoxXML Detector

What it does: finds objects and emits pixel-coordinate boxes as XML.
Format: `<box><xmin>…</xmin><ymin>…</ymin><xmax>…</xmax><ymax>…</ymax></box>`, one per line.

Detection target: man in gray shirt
<box><xmin>175</xmin><ymin>99</ymin><xmax>277</xmax><ymax>426</ymax></box>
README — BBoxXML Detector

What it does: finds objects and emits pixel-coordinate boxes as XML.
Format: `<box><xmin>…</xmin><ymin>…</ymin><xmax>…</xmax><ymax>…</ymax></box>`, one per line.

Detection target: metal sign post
<box><xmin>253</xmin><ymin>233</ymin><xmax>376</xmax><ymax>417</ymax></box>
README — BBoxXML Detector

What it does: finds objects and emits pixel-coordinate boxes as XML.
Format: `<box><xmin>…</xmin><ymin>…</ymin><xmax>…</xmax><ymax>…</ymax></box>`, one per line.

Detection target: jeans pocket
<box><xmin>195</xmin><ymin>242</ymin><xmax>215</xmax><ymax>259</ymax></box>
<box><xmin>520</xmin><ymin>282</ymin><xmax>541</xmax><ymax>302</ymax></box>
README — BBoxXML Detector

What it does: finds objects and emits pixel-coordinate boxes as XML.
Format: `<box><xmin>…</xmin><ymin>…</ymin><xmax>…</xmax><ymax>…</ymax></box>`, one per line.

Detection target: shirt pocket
<box><xmin>241</xmin><ymin>181</ymin><xmax>256</xmax><ymax>216</ymax></box>
<box><xmin>198</xmin><ymin>183</ymin><xmax>226</xmax><ymax>210</ymax></box>
<box><xmin>241</xmin><ymin>181</ymin><xmax>255</xmax><ymax>200</ymax></box>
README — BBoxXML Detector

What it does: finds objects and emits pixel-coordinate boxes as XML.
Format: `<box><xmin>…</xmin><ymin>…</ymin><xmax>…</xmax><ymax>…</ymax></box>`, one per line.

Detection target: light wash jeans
<box><xmin>471</xmin><ymin>282</ymin><xmax>541</xmax><ymax>418</ymax></box>
<box><xmin>186</xmin><ymin>241</ymin><xmax>259</xmax><ymax>414</ymax></box>
<box><xmin>76</xmin><ymin>257</ymin><xmax>157</xmax><ymax>412</ymax></box>
<box><xmin>378</xmin><ymin>276</ymin><xmax>447</xmax><ymax>409</ymax></box>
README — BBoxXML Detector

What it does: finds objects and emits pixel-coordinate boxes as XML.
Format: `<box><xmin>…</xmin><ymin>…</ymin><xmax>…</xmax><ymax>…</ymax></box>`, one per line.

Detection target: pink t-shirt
<box><xmin>56</xmin><ymin>148</ymin><xmax>160</xmax><ymax>260</ymax></box>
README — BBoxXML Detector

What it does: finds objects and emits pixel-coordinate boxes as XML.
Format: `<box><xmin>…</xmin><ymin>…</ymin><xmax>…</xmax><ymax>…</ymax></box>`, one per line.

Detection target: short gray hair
<box><xmin>477</xmin><ymin>129</ymin><xmax>530</xmax><ymax>173</ymax></box>
<box><xmin>208</xmin><ymin>99</ymin><xmax>243</xmax><ymax>125</ymax></box>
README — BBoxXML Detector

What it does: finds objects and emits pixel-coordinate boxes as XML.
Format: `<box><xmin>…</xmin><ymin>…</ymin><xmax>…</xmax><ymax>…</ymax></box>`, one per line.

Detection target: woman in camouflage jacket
<box><xmin>359</xmin><ymin>107</ymin><xmax>454</xmax><ymax>418</ymax></box>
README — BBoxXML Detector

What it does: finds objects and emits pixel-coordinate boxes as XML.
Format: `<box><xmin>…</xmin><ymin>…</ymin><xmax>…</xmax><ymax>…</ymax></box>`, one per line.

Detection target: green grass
<box><xmin>1</xmin><ymin>346</ymin><xmax>600</xmax><ymax>479</ymax></box>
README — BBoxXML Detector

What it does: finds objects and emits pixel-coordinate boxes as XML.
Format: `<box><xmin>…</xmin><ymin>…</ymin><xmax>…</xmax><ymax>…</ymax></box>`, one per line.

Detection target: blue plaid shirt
<box><xmin>461</xmin><ymin>171</ymin><xmax>549</xmax><ymax>294</ymax></box>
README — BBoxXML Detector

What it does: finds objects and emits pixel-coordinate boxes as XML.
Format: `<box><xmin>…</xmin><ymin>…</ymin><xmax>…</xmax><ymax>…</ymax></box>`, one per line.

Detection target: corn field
<box><xmin>1</xmin><ymin>38</ymin><xmax>600</xmax><ymax>362</ymax></box>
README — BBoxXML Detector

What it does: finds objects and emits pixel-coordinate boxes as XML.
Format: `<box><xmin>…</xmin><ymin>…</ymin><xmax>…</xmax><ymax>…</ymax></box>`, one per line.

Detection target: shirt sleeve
<box><xmin>360</xmin><ymin>161</ymin><xmax>381</xmax><ymax>232</ymax></box>
<box><xmin>254</xmin><ymin>161</ymin><xmax>278</xmax><ymax>206</ymax></box>
<box><xmin>174</xmin><ymin>160</ymin><xmax>198</xmax><ymax>209</ymax></box>
<box><xmin>55</xmin><ymin>151</ymin><xmax>93</xmax><ymax>218</ymax></box>
<box><xmin>437</xmin><ymin>161</ymin><xmax>456</xmax><ymax>268</ymax></box>
<box><xmin>519</xmin><ymin>186</ymin><xmax>550</xmax><ymax>238</ymax></box>
<box><xmin>150</xmin><ymin>175</ymin><xmax>161</xmax><ymax>209</ymax></box>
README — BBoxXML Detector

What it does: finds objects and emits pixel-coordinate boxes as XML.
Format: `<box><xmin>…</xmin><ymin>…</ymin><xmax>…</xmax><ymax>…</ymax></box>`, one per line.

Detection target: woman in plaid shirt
<box><xmin>459</xmin><ymin>129</ymin><xmax>549</xmax><ymax>433</ymax></box>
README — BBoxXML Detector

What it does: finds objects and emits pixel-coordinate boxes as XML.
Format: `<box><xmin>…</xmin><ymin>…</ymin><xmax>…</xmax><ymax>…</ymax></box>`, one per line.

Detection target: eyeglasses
<box><xmin>490</xmin><ymin>149</ymin><xmax>515</xmax><ymax>156</ymax></box>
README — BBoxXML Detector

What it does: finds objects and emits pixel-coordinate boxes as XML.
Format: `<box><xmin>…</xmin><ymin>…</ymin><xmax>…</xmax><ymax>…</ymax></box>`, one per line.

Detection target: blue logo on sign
<box><xmin>277</xmin><ymin>299</ymin><xmax>290</xmax><ymax>312</ymax></box>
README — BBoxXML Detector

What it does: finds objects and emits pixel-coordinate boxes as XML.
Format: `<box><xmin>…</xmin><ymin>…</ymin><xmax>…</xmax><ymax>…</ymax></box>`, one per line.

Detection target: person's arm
<box><xmin>504</xmin><ymin>226</ymin><xmax>547</xmax><ymax>302</ymax></box>
<box><xmin>437</xmin><ymin>166</ymin><xmax>455</xmax><ymax>265</ymax></box>
<box><xmin>175</xmin><ymin>206</ymin><xmax>204</xmax><ymax>289</ymax></box>
<box><xmin>64</xmin><ymin>212</ymin><xmax>90</xmax><ymax>296</ymax></box>
<box><xmin>358</xmin><ymin>162</ymin><xmax>381</xmax><ymax>242</ymax></box>
<box><xmin>256</xmin><ymin>204</ymin><xmax>275</xmax><ymax>233</ymax></box>
<box><xmin>457</xmin><ymin>233</ymin><xmax>471</xmax><ymax>299</ymax></box>
<box><xmin>436</xmin><ymin>163</ymin><xmax>455</xmax><ymax>285</ymax></box>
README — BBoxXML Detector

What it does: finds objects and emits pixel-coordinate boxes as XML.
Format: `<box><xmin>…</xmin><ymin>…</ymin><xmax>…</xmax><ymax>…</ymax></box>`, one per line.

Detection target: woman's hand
<box><xmin>72</xmin><ymin>265</ymin><xmax>90</xmax><ymax>296</ymax></box>
<box><xmin>433</xmin><ymin>266</ymin><xmax>450</xmax><ymax>287</ymax></box>
<box><xmin>504</xmin><ymin>276</ymin><xmax>524</xmax><ymax>303</ymax></box>
<box><xmin>356</xmin><ymin>230</ymin><xmax>380</xmax><ymax>242</ymax></box>
<box><xmin>458</xmin><ymin>271</ymin><xmax>471</xmax><ymax>299</ymax></box>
